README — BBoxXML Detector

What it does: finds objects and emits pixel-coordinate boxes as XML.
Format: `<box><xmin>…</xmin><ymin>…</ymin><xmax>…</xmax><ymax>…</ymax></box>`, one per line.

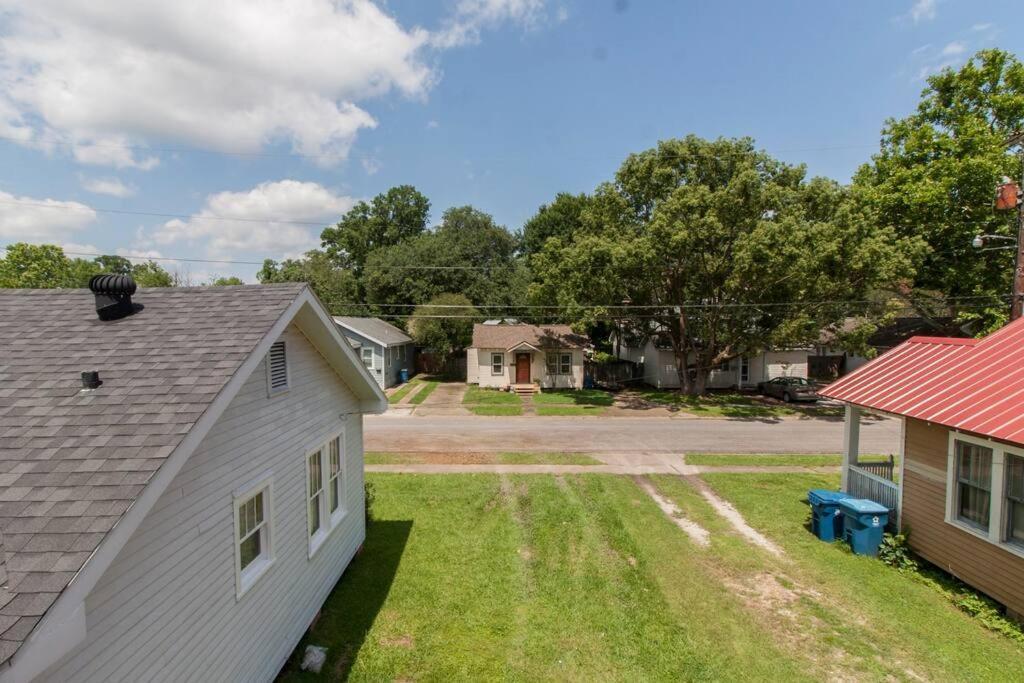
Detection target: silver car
<box><xmin>756</xmin><ymin>376</ymin><xmax>819</xmax><ymax>402</ymax></box>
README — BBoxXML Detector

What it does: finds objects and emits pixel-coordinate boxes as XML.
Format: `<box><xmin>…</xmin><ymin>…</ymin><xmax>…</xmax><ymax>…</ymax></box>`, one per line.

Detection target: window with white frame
<box><xmin>306</xmin><ymin>431</ymin><xmax>348</xmax><ymax>557</ymax></box>
<box><xmin>491</xmin><ymin>353</ymin><xmax>503</xmax><ymax>375</ymax></box>
<box><xmin>328</xmin><ymin>435</ymin><xmax>345</xmax><ymax>519</ymax></box>
<box><xmin>361</xmin><ymin>347</ymin><xmax>373</xmax><ymax>370</ymax></box>
<box><xmin>1007</xmin><ymin>454</ymin><xmax>1024</xmax><ymax>546</ymax></box>
<box><xmin>559</xmin><ymin>353</ymin><xmax>571</xmax><ymax>375</ymax></box>
<box><xmin>740</xmin><ymin>357</ymin><xmax>750</xmax><ymax>384</ymax></box>
<box><xmin>233</xmin><ymin>476</ymin><xmax>273</xmax><ymax>598</ymax></box>
<box><xmin>955</xmin><ymin>439</ymin><xmax>992</xmax><ymax>530</ymax></box>
<box><xmin>546</xmin><ymin>352</ymin><xmax>557</xmax><ymax>375</ymax></box>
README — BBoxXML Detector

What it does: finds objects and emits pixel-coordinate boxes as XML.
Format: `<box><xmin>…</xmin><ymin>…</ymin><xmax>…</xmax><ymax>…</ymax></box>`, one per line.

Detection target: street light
<box><xmin>972</xmin><ymin>234</ymin><xmax>1017</xmax><ymax>251</ymax></box>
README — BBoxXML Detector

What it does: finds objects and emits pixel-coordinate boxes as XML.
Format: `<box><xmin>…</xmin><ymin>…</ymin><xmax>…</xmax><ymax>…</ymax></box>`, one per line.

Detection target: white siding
<box><xmin>762</xmin><ymin>350</ymin><xmax>809</xmax><ymax>381</ymax></box>
<box><xmin>467</xmin><ymin>348</ymin><xmax>585</xmax><ymax>389</ymax></box>
<box><xmin>40</xmin><ymin>324</ymin><xmax>366</xmax><ymax>683</ymax></box>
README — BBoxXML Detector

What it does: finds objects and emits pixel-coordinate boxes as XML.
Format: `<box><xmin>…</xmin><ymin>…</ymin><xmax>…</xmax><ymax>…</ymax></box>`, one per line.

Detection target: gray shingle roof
<box><xmin>333</xmin><ymin>316</ymin><xmax>412</xmax><ymax>346</ymax></box>
<box><xmin>471</xmin><ymin>323</ymin><xmax>589</xmax><ymax>350</ymax></box>
<box><xmin>0</xmin><ymin>283</ymin><xmax>306</xmax><ymax>665</ymax></box>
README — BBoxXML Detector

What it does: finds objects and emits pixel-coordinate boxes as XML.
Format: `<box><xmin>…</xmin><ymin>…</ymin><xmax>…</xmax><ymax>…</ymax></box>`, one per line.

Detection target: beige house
<box><xmin>466</xmin><ymin>323</ymin><xmax>588</xmax><ymax>391</ymax></box>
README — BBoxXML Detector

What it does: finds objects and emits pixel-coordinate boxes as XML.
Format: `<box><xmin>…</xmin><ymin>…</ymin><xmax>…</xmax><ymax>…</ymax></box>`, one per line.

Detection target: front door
<box><xmin>515</xmin><ymin>353</ymin><xmax>531</xmax><ymax>383</ymax></box>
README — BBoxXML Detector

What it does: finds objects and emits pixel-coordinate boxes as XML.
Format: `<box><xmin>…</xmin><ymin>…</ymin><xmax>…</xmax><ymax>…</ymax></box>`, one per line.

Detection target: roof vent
<box><xmin>89</xmin><ymin>274</ymin><xmax>138</xmax><ymax>321</ymax></box>
<box><xmin>81</xmin><ymin>371</ymin><xmax>102</xmax><ymax>390</ymax></box>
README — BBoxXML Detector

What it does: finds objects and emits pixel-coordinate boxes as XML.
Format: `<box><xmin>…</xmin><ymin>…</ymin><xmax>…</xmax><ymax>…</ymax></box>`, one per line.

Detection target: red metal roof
<box><xmin>820</xmin><ymin>316</ymin><xmax>1024</xmax><ymax>445</ymax></box>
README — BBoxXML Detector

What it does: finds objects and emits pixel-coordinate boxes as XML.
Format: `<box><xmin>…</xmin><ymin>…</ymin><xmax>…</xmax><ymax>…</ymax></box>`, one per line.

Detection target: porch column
<box><xmin>841</xmin><ymin>403</ymin><xmax>861</xmax><ymax>492</ymax></box>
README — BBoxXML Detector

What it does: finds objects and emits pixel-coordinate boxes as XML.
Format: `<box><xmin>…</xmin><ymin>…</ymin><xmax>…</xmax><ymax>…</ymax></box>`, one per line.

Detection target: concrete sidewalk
<box><xmin>366</xmin><ymin>463</ymin><xmax>842</xmax><ymax>475</ymax></box>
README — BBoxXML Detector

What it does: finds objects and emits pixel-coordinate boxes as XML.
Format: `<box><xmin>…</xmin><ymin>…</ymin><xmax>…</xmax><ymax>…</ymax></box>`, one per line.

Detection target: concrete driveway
<box><xmin>365</xmin><ymin>414</ymin><xmax>900</xmax><ymax>455</ymax></box>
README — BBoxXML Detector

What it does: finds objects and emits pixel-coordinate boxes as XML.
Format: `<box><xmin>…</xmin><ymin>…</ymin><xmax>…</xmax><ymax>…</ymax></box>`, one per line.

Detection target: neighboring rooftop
<box><xmin>821</xmin><ymin>316</ymin><xmax>1024</xmax><ymax>444</ymax></box>
<box><xmin>0</xmin><ymin>283</ymin><xmax>307</xmax><ymax>665</ymax></box>
<box><xmin>333</xmin><ymin>316</ymin><xmax>412</xmax><ymax>347</ymax></box>
<box><xmin>471</xmin><ymin>323</ymin><xmax>588</xmax><ymax>350</ymax></box>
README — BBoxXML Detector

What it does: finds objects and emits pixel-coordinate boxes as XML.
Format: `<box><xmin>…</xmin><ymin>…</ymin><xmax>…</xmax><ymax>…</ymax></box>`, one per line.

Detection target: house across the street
<box><xmin>333</xmin><ymin>316</ymin><xmax>415</xmax><ymax>390</ymax></box>
<box><xmin>466</xmin><ymin>322</ymin><xmax>589</xmax><ymax>391</ymax></box>
<box><xmin>0</xmin><ymin>280</ymin><xmax>386</xmax><ymax>682</ymax></box>
<box><xmin>822</xmin><ymin>317</ymin><xmax>1024</xmax><ymax>621</ymax></box>
<box><xmin>612</xmin><ymin>331</ymin><xmax>814</xmax><ymax>390</ymax></box>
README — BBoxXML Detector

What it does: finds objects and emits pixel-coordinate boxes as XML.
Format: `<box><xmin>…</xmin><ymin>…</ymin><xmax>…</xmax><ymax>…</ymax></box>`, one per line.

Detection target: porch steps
<box><xmin>512</xmin><ymin>384</ymin><xmax>539</xmax><ymax>396</ymax></box>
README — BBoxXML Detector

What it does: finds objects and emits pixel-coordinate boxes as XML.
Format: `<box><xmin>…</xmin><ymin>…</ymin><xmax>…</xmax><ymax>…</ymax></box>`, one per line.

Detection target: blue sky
<box><xmin>0</xmin><ymin>0</ymin><xmax>1019</xmax><ymax>282</ymax></box>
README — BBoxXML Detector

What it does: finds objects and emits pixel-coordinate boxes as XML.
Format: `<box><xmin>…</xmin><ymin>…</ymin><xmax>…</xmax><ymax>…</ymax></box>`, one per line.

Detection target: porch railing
<box><xmin>855</xmin><ymin>455</ymin><xmax>896</xmax><ymax>482</ymax></box>
<box><xmin>846</xmin><ymin>464</ymin><xmax>900</xmax><ymax>529</ymax></box>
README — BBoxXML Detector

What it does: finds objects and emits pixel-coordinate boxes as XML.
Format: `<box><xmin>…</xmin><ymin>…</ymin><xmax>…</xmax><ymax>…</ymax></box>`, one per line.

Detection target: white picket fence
<box><xmin>847</xmin><ymin>464</ymin><xmax>900</xmax><ymax>528</ymax></box>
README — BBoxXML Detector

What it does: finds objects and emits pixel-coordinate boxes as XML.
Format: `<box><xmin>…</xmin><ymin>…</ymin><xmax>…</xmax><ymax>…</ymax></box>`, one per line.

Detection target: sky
<box><xmin>0</xmin><ymin>0</ymin><xmax>1021</xmax><ymax>283</ymax></box>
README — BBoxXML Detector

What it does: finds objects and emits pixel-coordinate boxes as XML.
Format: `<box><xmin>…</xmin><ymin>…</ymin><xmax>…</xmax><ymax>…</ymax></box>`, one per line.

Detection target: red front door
<box><xmin>515</xmin><ymin>353</ymin><xmax>530</xmax><ymax>383</ymax></box>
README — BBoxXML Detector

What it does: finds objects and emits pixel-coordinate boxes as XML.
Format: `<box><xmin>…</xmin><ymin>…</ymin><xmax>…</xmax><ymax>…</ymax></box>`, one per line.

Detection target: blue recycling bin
<box><xmin>807</xmin><ymin>489</ymin><xmax>851</xmax><ymax>542</ymax></box>
<box><xmin>399</xmin><ymin>368</ymin><xmax>410</xmax><ymax>383</ymax></box>
<box><xmin>839</xmin><ymin>498</ymin><xmax>890</xmax><ymax>556</ymax></box>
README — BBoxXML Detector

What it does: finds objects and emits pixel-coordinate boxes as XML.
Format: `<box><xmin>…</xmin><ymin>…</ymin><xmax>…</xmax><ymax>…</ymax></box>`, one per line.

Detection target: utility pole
<box><xmin>1006</xmin><ymin>131</ymin><xmax>1024</xmax><ymax>320</ymax></box>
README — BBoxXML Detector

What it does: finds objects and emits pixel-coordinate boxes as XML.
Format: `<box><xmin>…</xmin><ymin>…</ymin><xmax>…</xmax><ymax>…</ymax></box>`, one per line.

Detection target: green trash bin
<box><xmin>839</xmin><ymin>498</ymin><xmax>889</xmax><ymax>556</ymax></box>
<box><xmin>807</xmin><ymin>489</ymin><xmax>851</xmax><ymax>542</ymax></box>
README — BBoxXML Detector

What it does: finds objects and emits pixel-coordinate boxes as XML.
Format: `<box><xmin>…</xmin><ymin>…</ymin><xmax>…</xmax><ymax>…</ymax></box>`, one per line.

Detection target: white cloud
<box><xmin>941</xmin><ymin>41</ymin><xmax>966</xmax><ymax>57</ymax></box>
<box><xmin>80</xmin><ymin>175</ymin><xmax>136</xmax><ymax>198</ymax></box>
<box><xmin>0</xmin><ymin>0</ymin><xmax>435</xmax><ymax>167</ymax></box>
<box><xmin>908</xmin><ymin>0</ymin><xmax>936</xmax><ymax>24</ymax></box>
<box><xmin>151</xmin><ymin>179</ymin><xmax>355</xmax><ymax>258</ymax></box>
<box><xmin>431</xmin><ymin>0</ymin><xmax>552</xmax><ymax>48</ymax></box>
<box><xmin>361</xmin><ymin>157</ymin><xmax>383</xmax><ymax>175</ymax></box>
<box><xmin>0</xmin><ymin>191</ymin><xmax>97</xmax><ymax>243</ymax></box>
<box><xmin>972</xmin><ymin>23</ymin><xmax>993</xmax><ymax>32</ymax></box>
<box><xmin>426</xmin><ymin>120</ymin><xmax>440</xmax><ymax>129</ymax></box>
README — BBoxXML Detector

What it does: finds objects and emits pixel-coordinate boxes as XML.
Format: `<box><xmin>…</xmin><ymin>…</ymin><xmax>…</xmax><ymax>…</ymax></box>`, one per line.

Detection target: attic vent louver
<box><xmin>267</xmin><ymin>340</ymin><xmax>289</xmax><ymax>395</ymax></box>
<box><xmin>89</xmin><ymin>274</ymin><xmax>138</xmax><ymax>321</ymax></box>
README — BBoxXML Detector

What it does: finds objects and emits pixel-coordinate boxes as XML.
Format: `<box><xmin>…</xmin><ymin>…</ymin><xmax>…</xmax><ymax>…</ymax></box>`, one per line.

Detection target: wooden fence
<box><xmin>855</xmin><ymin>454</ymin><xmax>896</xmax><ymax>482</ymax></box>
<box><xmin>847</xmin><ymin>464</ymin><xmax>900</xmax><ymax>529</ymax></box>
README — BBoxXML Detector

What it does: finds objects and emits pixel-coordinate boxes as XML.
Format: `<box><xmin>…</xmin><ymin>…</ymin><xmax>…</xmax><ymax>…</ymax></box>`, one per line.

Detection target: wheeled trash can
<box><xmin>807</xmin><ymin>489</ymin><xmax>851</xmax><ymax>542</ymax></box>
<box><xmin>839</xmin><ymin>498</ymin><xmax>889</xmax><ymax>556</ymax></box>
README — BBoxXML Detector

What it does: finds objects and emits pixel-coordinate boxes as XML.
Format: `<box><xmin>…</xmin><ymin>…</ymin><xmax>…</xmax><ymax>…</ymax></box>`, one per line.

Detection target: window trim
<box><xmin>361</xmin><ymin>346</ymin><xmax>375</xmax><ymax>371</ymax></box>
<box><xmin>1006</xmin><ymin>452</ymin><xmax>1024</xmax><ymax>549</ymax></box>
<box><xmin>232</xmin><ymin>473</ymin><xmax>275</xmax><ymax>600</ymax></box>
<box><xmin>491</xmin><ymin>352</ymin><xmax>503</xmax><ymax>375</ymax></box>
<box><xmin>306</xmin><ymin>429</ymin><xmax>349</xmax><ymax>559</ymax></box>
<box><xmin>265</xmin><ymin>340</ymin><xmax>290</xmax><ymax>397</ymax></box>
<box><xmin>944</xmin><ymin>431</ymin><xmax>1024</xmax><ymax>559</ymax></box>
<box><xmin>559</xmin><ymin>352</ymin><xmax>572</xmax><ymax>376</ymax></box>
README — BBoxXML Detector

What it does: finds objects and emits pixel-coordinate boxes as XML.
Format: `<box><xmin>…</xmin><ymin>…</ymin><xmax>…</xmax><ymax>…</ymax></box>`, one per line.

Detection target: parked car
<box><xmin>756</xmin><ymin>376</ymin><xmax>819</xmax><ymax>402</ymax></box>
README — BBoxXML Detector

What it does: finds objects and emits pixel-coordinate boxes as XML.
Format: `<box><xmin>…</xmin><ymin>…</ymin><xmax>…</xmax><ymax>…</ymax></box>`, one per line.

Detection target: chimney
<box><xmin>89</xmin><ymin>274</ymin><xmax>138</xmax><ymax>321</ymax></box>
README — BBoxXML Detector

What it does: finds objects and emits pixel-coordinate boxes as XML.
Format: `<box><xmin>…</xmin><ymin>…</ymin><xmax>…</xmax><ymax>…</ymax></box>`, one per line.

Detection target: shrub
<box><xmin>878</xmin><ymin>532</ymin><xmax>917</xmax><ymax>572</ymax></box>
<box><xmin>364</xmin><ymin>480</ymin><xmax>376</xmax><ymax>524</ymax></box>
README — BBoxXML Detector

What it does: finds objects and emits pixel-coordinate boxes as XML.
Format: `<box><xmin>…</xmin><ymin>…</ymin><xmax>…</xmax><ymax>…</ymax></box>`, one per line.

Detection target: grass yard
<box><xmin>364</xmin><ymin>451</ymin><xmax>601</xmax><ymax>465</ymax></box>
<box><xmin>535</xmin><ymin>405</ymin><xmax>606</xmax><ymax>416</ymax></box>
<box><xmin>281</xmin><ymin>474</ymin><xmax>807</xmax><ymax>681</ymax></box>
<box><xmin>636</xmin><ymin>389</ymin><xmax>843</xmax><ymax>419</ymax></box>
<box><xmin>386</xmin><ymin>378</ymin><xmax>422</xmax><ymax>404</ymax></box>
<box><xmin>467</xmin><ymin>405</ymin><xmax>523</xmax><ymax>416</ymax></box>
<box><xmin>663</xmin><ymin>472</ymin><xmax>1024</xmax><ymax>680</ymax></box>
<box><xmin>532</xmin><ymin>389</ymin><xmax>613</xmax><ymax>416</ymax></box>
<box><xmin>280</xmin><ymin>472</ymin><xmax>1024</xmax><ymax>681</ymax></box>
<box><xmin>407</xmin><ymin>380</ymin><xmax>439</xmax><ymax>405</ymax></box>
<box><xmin>686</xmin><ymin>452</ymin><xmax>898</xmax><ymax>468</ymax></box>
<box><xmin>463</xmin><ymin>386</ymin><xmax>522</xmax><ymax>405</ymax></box>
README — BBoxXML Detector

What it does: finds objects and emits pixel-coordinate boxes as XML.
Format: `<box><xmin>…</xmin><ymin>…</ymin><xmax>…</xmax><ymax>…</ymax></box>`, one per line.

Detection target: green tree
<box><xmin>258</xmin><ymin>250</ymin><xmax>360</xmax><ymax>314</ymax></box>
<box><xmin>530</xmin><ymin>136</ymin><xmax>920</xmax><ymax>394</ymax></box>
<box><xmin>361</xmin><ymin>205</ymin><xmax>528</xmax><ymax>313</ymax></box>
<box><xmin>522</xmin><ymin>192</ymin><xmax>591</xmax><ymax>257</ymax></box>
<box><xmin>854</xmin><ymin>49</ymin><xmax>1024</xmax><ymax>332</ymax></box>
<box><xmin>320</xmin><ymin>185</ymin><xmax>430</xmax><ymax>274</ymax></box>
<box><xmin>210</xmin><ymin>276</ymin><xmax>245</xmax><ymax>286</ymax></box>
<box><xmin>407</xmin><ymin>293</ymin><xmax>480</xmax><ymax>362</ymax></box>
<box><xmin>0</xmin><ymin>243</ymin><xmax>76</xmax><ymax>288</ymax></box>
<box><xmin>130</xmin><ymin>261</ymin><xmax>174</xmax><ymax>287</ymax></box>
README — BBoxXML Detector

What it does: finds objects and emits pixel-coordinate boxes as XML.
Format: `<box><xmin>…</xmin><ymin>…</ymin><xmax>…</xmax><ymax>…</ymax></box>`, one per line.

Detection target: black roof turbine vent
<box><xmin>89</xmin><ymin>274</ymin><xmax>139</xmax><ymax>321</ymax></box>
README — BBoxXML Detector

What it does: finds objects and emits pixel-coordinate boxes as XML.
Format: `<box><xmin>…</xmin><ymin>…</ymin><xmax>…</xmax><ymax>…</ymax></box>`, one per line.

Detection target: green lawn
<box><xmin>467</xmin><ymin>404</ymin><xmax>523</xmax><ymax>416</ymax></box>
<box><xmin>364</xmin><ymin>451</ymin><xmax>601</xmax><ymax>465</ymax></box>
<box><xmin>532</xmin><ymin>389</ymin><xmax>615</xmax><ymax>406</ymax></box>
<box><xmin>636</xmin><ymin>389</ymin><xmax>843</xmax><ymax>418</ymax></box>
<box><xmin>535</xmin><ymin>405</ymin><xmax>607</xmax><ymax>416</ymax></box>
<box><xmin>281</xmin><ymin>474</ymin><xmax>809</xmax><ymax>681</ymax></box>
<box><xmin>407</xmin><ymin>380</ymin><xmax>439</xmax><ymax>405</ymax></box>
<box><xmin>685</xmin><ymin>452</ymin><xmax>898</xmax><ymax>468</ymax></box>
<box><xmin>463</xmin><ymin>386</ymin><xmax>522</xmax><ymax>405</ymax></box>
<box><xmin>386</xmin><ymin>379</ymin><xmax>421</xmax><ymax>404</ymax></box>
<box><xmin>684</xmin><ymin>472</ymin><xmax>1024</xmax><ymax>680</ymax></box>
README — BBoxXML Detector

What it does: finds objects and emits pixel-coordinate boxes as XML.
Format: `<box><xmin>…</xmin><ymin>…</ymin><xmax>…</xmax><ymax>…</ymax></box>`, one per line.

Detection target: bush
<box><xmin>878</xmin><ymin>532</ymin><xmax>917</xmax><ymax>572</ymax></box>
<box><xmin>364</xmin><ymin>480</ymin><xmax>376</xmax><ymax>524</ymax></box>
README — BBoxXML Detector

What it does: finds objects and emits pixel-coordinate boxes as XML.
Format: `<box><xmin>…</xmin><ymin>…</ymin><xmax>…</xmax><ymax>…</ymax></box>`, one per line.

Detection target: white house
<box><xmin>0</xmin><ymin>281</ymin><xmax>386</xmax><ymax>682</ymax></box>
<box><xmin>613</xmin><ymin>333</ymin><xmax>811</xmax><ymax>390</ymax></box>
<box><xmin>466</xmin><ymin>322</ymin><xmax>589</xmax><ymax>391</ymax></box>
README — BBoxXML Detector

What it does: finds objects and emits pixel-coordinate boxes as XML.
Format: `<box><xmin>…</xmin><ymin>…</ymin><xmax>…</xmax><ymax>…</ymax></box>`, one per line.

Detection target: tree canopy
<box><xmin>530</xmin><ymin>136</ymin><xmax>920</xmax><ymax>394</ymax></box>
<box><xmin>522</xmin><ymin>192</ymin><xmax>591</xmax><ymax>258</ymax></box>
<box><xmin>257</xmin><ymin>250</ymin><xmax>360</xmax><ymax>314</ymax></box>
<box><xmin>407</xmin><ymin>293</ymin><xmax>479</xmax><ymax>362</ymax></box>
<box><xmin>361</xmin><ymin>205</ymin><xmax>528</xmax><ymax>314</ymax></box>
<box><xmin>0</xmin><ymin>243</ymin><xmax>174</xmax><ymax>289</ymax></box>
<box><xmin>853</xmin><ymin>48</ymin><xmax>1024</xmax><ymax>332</ymax></box>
